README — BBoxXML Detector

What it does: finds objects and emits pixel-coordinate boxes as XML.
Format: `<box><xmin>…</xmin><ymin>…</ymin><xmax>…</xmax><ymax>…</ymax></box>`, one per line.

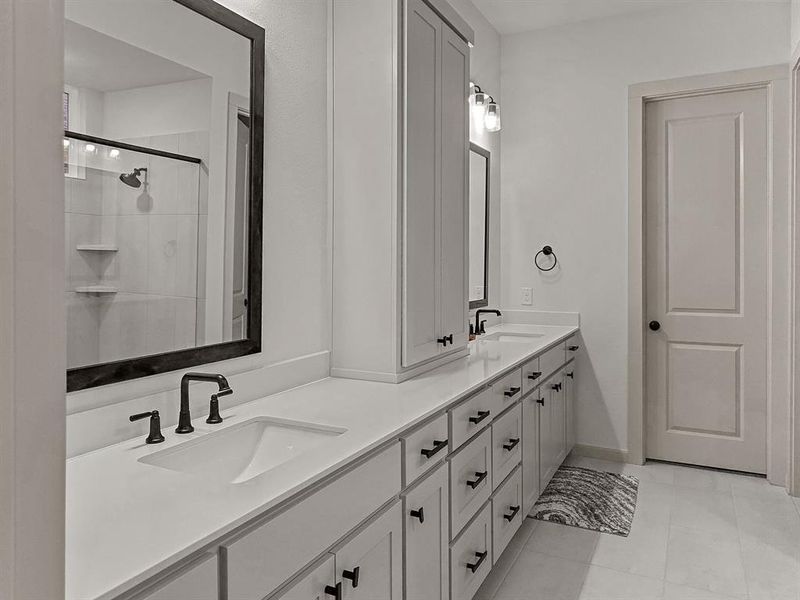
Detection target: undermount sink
<box><xmin>479</xmin><ymin>332</ymin><xmax>545</xmax><ymax>343</ymax></box>
<box><xmin>139</xmin><ymin>417</ymin><xmax>347</xmax><ymax>484</ymax></box>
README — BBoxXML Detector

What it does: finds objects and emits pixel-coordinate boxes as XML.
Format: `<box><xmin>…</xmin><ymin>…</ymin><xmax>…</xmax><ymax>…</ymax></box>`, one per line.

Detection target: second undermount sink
<box><xmin>139</xmin><ymin>417</ymin><xmax>347</xmax><ymax>484</ymax></box>
<box><xmin>479</xmin><ymin>331</ymin><xmax>545</xmax><ymax>343</ymax></box>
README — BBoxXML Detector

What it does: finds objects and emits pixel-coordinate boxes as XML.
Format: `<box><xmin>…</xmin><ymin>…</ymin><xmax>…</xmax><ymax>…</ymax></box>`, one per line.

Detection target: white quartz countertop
<box><xmin>66</xmin><ymin>323</ymin><xmax>578</xmax><ymax>600</ymax></box>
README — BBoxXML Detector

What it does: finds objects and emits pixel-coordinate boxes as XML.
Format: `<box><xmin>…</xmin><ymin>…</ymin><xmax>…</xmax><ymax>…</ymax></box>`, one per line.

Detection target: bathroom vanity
<box><xmin>66</xmin><ymin>325</ymin><xmax>580</xmax><ymax>600</ymax></box>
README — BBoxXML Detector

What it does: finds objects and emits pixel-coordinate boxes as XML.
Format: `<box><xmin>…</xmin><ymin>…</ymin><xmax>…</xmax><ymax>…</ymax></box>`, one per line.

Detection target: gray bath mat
<box><xmin>531</xmin><ymin>465</ymin><xmax>639</xmax><ymax>536</ymax></box>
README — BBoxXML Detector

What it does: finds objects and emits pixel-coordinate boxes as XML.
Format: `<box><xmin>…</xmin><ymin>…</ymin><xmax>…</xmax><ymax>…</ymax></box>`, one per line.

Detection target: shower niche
<box><xmin>63</xmin><ymin>0</ymin><xmax>264</xmax><ymax>391</ymax></box>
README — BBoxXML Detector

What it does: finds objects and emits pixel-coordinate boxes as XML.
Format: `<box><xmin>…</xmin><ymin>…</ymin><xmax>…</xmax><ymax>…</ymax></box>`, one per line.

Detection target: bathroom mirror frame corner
<box><xmin>66</xmin><ymin>0</ymin><xmax>265</xmax><ymax>393</ymax></box>
<box><xmin>469</xmin><ymin>142</ymin><xmax>490</xmax><ymax>311</ymax></box>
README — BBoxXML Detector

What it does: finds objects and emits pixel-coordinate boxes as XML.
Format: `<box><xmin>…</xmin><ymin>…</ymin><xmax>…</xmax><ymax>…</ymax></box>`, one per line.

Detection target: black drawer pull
<box><xmin>438</xmin><ymin>334</ymin><xmax>454</xmax><ymax>347</ymax></box>
<box><xmin>504</xmin><ymin>505</ymin><xmax>521</xmax><ymax>522</ymax></box>
<box><xmin>503</xmin><ymin>438</ymin><xmax>520</xmax><ymax>452</ymax></box>
<box><xmin>504</xmin><ymin>387</ymin><xmax>521</xmax><ymax>398</ymax></box>
<box><xmin>466</xmin><ymin>550</ymin><xmax>488</xmax><ymax>573</ymax></box>
<box><xmin>566</xmin><ymin>371</ymin><xmax>574</xmax><ymax>378</ymax></box>
<box><xmin>568</xmin><ymin>345</ymin><xmax>579</xmax><ymax>351</ymax></box>
<box><xmin>420</xmin><ymin>439</ymin><xmax>448</xmax><ymax>459</ymax></box>
<box><xmin>536</xmin><ymin>398</ymin><xmax>544</xmax><ymax>406</ymax></box>
<box><xmin>410</xmin><ymin>507</ymin><xmax>425</xmax><ymax>523</ymax></box>
<box><xmin>469</xmin><ymin>410</ymin><xmax>490</xmax><ymax>425</ymax></box>
<box><xmin>324</xmin><ymin>582</ymin><xmax>342</xmax><ymax>599</ymax></box>
<box><xmin>467</xmin><ymin>471</ymin><xmax>488</xmax><ymax>489</ymax></box>
<box><xmin>527</xmin><ymin>371</ymin><xmax>542</xmax><ymax>381</ymax></box>
<box><xmin>551</xmin><ymin>383</ymin><xmax>562</xmax><ymax>392</ymax></box>
<box><xmin>342</xmin><ymin>566</ymin><xmax>360</xmax><ymax>588</ymax></box>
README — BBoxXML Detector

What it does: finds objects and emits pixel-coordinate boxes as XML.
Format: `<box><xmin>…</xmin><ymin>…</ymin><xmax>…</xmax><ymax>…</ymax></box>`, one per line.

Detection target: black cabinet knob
<box><xmin>469</xmin><ymin>410</ymin><xmax>490</xmax><ymax>425</ymax></box>
<box><xmin>551</xmin><ymin>383</ymin><xmax>562</xmax><ymax>392</ymax></box>
<box><xmin>324</xmin><ymin>583</ymin><xmax>342</xmax><ymax>599</ymax></box>
<box><xmin>649</xmin><ymin>320</ymin><xmax>661</xmax><ymax>331</ymax></box>
<box><xmin>536</xmin><ymin>398</ymin><xmax>544</xmax><ymax>406</ymax></box>
<box><xmin>342</xmin><ymin>566</ymin><xmax>360</xmax><ymax>588</ymax></box>
<box><xmin>420</xmin><ymin>439</ymin><xmax>448</xmax><ymax>459</ymax></box>
<box><xmin>566</xmin><ymin>371</ymin><xmax>574</xmax><ymax>379</ymax></box>
<box><xmin>466</xmin><ymin>550</ymin><xmax>488</xmax><ymax>573</ymax></box>
<box><xmin>568</xmin><ymin>345</ymin><xmax>579</xmax><ymax>351</ymax></box>
<box><xmin>410</xmin><ymin>507</ymin><xmax>425</xmax><ymax>523</ymax></box>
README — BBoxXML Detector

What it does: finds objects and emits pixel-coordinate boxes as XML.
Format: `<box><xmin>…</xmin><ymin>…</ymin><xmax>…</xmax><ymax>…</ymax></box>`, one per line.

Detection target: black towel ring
<box><xmin>535</xmin><ymin>245</ymin><xmax>558</xmax><ymax>272</ymax></box>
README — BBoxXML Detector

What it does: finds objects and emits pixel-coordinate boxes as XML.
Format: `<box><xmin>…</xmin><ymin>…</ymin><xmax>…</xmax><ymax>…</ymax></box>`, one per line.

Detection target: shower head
<box><xmin>119</xmin><ymin>167</ymin><xmax>147</xmax><ymax>189</ymax></box>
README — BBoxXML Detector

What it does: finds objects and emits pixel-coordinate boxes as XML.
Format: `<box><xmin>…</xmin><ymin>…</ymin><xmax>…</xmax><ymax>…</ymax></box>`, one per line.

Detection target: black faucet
<box><xmin>474</xmin><ymin>309</ymin><xmax>502</xmax><ymax>336</ymax></box>
<box><xmin>177</xmin><ymin>372</ymin><xmax>233</xmax><ymax>434</ymax></box>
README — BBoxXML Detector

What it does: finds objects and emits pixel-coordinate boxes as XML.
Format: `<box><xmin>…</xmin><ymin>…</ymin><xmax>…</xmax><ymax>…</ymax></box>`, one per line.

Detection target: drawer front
<box><xmin>448</xmin><ymin>428</ymin><xmax>492</xmax><ymax>538</ymax></box>
<box><xmin>566</xmin><ymin>335</ymin><xmax>580</xmax><ymax>356</ymax></box>
<box><xmin>521</xmin><ymin>356</ymin><xmax>542</xmax><ymax>396</ymax></box>
<box><xmin>539</xmin><ymin>341</ymin><xmax>566</xmax><ymax>381</ymax></box>
<box><xmin>449</xmin><ymin>502</ymin><xmax>492</xmax><ymax>600</ymax></box>
<box><xmin>402</xmin><ymin>413</ymin><xmax>449</xmax><ymax>486</ymax></box>
<box><xmin>491</xmin><ymin>404</ymin><xmax>522</xmax><ymax>490</ymax></box>
<box><xmin>492</xmin><ymin>466</ymin><xmax>523</xmax><ymax>563</ymax></box>
<box><xmin>135</xmin><ymin>554</ymin><xmax>217</xmax><ymax>600</ymax></box>
<box><xmin>490</xmin><ymin>368</ymin><xmax>523</xmax><ymax>415</ymax></box>
<box><xmin>224</xmin><ymin>443</ymin><xmax>401</xmax><ymax>600</ymax></box>
<box><xmin>449</xmin><ymin>387</ymin><xmax>494</xmax><ymax>451</ymax></box>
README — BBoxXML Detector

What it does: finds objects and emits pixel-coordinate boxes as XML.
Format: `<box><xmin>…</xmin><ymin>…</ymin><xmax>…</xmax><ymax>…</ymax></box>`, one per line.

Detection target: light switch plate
<box><xmin>521</xmin><ymin>287</ymin><xmax>532</xmax><ymax>305</ymax></box>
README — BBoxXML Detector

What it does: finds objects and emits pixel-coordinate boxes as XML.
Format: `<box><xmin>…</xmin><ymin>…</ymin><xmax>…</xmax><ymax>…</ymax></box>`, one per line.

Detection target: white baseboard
<box><xmin>571</xmin><ymin>443</ymin><xmax>631</xmax><ymax>464</ymax></box>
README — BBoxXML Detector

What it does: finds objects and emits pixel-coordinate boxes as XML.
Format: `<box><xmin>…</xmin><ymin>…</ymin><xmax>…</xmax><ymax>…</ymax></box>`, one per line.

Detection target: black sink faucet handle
<box><xmin>129</xmin><ymin>410</ymin><xmax>165</xmax><ymax>444</ymax></box>
<box><xmin>207</xmin><ymin>387</ymin><xmax>233</xmax><ymax>424</ymax></box>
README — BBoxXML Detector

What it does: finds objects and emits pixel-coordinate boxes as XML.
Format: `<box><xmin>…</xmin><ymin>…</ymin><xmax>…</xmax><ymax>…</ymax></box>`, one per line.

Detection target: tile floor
<box><xmin>475</xmin><ymin>456</ymin><xmax>800</xmax><ymax>600</ymax></box>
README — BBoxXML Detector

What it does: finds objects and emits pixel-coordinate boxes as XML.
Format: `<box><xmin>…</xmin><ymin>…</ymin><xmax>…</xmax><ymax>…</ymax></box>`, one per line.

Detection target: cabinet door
<box><xmin>565</xmin><ymin>365</ymin><xmax>576</xmax><ymax>454</ymax></box>
<box><xmin>539</xmin><ymin>382</ymin><xmax>558</xmax><ymax>491</ymax></box>
<box><xmin>271</xmin><ymin>555</ymin><xmax>336</xmax><ymax>600</ymax></box>
<box><xmin>335</xmin><ymin>501</ymin><xmax>402</xmax><ymax>600</ymax></box>
<box><xmin>522</xmin><ymin>393</ymin><xmax>541</xmax><ymax>516</ymax></box>
<box><xmin>403</xmin><ymin>0</ymin><xmax>442</xmax><ymax>367</ymax></box>
<box><xmin>404</xmin><ymin>463</ymin><xmax>449</xmax><ymax>600</ymax></box>
<box><xmin>439</xmin><ymin>25</ymin><xmax>470</xmax><ymax>351</ymax></box>
<box><xmin>552</xmin><ymin>372</ymin><xmax>568</xmax><ymax>465</ymax></box>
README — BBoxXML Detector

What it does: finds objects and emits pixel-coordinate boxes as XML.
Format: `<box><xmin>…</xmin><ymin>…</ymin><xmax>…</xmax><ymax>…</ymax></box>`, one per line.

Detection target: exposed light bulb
<box><xmin>63</xmin><ymin>139</ymin><xmax>70</xmax><ymax>148</ymax></box>
<box><xmin>469</xmin><ymin>85</ymin><xmax>487</xmax><ymax>129</ymax></box>
<box><xmin>484</xmin><ymin>99</ymin><xmax>501</xmax><ymax>132</ymax></box>
<box><xmin>108</xmin><ymin>149</ymin><xmax>120</xmax><ymax>159</ymax></box>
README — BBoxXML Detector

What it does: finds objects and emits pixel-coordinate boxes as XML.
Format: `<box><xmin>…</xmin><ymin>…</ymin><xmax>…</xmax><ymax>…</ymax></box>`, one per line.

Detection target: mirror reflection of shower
<box><xmin>119</xmin><ymin>167</ymin><xmax>148</xmax><ymax>189</ymax></box>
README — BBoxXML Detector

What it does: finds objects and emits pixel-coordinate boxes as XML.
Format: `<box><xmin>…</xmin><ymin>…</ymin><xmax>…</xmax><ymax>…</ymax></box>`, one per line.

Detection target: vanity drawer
<box><xmin>135</xmin><ymin>554</ymin><xmax>217</xmax><ymax>600</ymax></box>
<box><xmin>492</xmin><ymin>466</ymin><xmax>523</xmax><ymax>563</ymax></box>
<box><xmin>402</xmin><ymin>413</ymin><xmax>449</xmax><ymax>487</ymax></box>
<box><xmin>491</xmin><ymin>404</ymin><xmax>522</xmax><ymax>490</ymax></box>
<box><xmin>521</xmin><ymin>356</ymin><xmax>542</xmax><ymax>395</ymax></box>
<box><xmin>223</xmin><ymin>443</ymin><xmax>401</xmax><ymax>600</ymax></box>
<box><xmin>449</xmin><ymin>386</ymin><xmax>494</xmax><ymax>451</ymax></box>
<box><xmin>448</xmin><ymin>428</ymin><xmax>492</xmax><ymax>538</ymax></box>
<box><xmin>566</xmin><ymin>335</ymin><xmax>580</xmax><ymax>356</ymax></box>
<box><xmin>539</xmin><ymin>341</ymin><xmax>566</xmax><ymax>381</ymax></box>
<box><xmin>450</xmin><ymin>501</ymin><xmax>492</xmax><ymax>600</ymax></box>
<box><xmin>490</xmin><ymin>368</ymin><xmax>523</xmax><ymax>415</ymax></box>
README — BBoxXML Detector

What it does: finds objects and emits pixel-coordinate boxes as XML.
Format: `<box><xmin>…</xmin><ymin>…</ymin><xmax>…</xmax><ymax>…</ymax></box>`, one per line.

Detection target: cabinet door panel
<box><xmin>336</xmin><ymin>501</ymin><xmax>402</xmax><ymax>600</ymax></box>
<box><xmin>539</xmin><ymin>384</ymin><xmax>557</xmax><ymax>491</ymax></box>
<box><xmin>272</xmin><ymin>555</ymin><xmax>335</xmax><ymax>600</ymax></box>
<box><xmin>403</xmin><ymin>0</ymin><xmax>442</xmax><ymax>367</ymax></box>
<box><xmin>439</xmin><ymin>25</ymin><xmax>470</xmax><ymax>350</ymax></box>
<box><xmin>522</xmin><ymin>393</ymin><xmax>541</xmax><ymax>516</ymax></box>
<box><xmin>553</xmin><ymin>372</ymin><xmax>567</xmax><ymax>465</ymax></box>
<box><xmin>565</xmin><ymin>364</ymin><xmax>576</xmax><ymax>453</ymax></box>
<box><xmin>404</xmin><ymin>463</ymin><xmax>449</xmax><ymax>600</ymax></box>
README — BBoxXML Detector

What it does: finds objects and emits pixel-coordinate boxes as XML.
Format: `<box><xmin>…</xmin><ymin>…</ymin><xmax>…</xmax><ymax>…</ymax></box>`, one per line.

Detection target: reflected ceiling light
<box><xmin>84</xmin><ymin>143</ymin><xmax>97</xmax><ymax>153</ymax></box>
<box><xmin>108</xmin><ymin>149</ymin><xmax>120</xmax><ymax>159</ymax></box>
<box><xmin>484</xmin><ymin>96</ymin><xmax>502</xmax><ymax>132</ymax></box>
<box><xmin>63</xmin><ymin>139</ymin><xmax>70</xmax><ymax>148</ymax></box>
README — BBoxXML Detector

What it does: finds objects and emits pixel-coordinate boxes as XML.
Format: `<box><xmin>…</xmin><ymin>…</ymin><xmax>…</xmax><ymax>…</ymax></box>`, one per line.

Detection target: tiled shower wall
<box><xmin>65</xmin><ymin>131</ymin><xmax>209</xmax><ymax>369</ymax></box>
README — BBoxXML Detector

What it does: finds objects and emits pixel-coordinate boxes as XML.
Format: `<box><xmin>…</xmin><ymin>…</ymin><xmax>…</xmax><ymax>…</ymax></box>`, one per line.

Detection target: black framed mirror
<box><xmin>64</xmin><ymin>0</ymin><xmax>264</xmax><ymax>392</ymax></box>
<box><xmin>469</xmin><ymin>143</ymin><xmax>490</xmax><ymax>310</ymax></box>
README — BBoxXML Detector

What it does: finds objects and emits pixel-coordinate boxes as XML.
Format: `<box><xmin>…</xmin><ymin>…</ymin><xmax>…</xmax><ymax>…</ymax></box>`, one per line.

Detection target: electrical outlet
<box><xmin>521</xmin><ymin>287</ymin><xmax>532</xmax><ymax>306</ymax></box>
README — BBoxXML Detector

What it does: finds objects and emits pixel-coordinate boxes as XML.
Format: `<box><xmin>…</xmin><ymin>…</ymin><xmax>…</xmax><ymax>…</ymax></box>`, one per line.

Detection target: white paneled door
<box><xmin>645</xmin><ymin>87</ymin><xmax>769</xmax><ymax>473</ymax></box>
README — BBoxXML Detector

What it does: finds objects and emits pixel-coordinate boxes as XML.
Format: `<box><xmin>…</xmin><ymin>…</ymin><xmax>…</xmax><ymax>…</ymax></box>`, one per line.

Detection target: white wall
<box><xmin>793</xmin><ymin>0</ymin><xmax>800</xmax><ymax>55</ymax></box>
<box><xmin>66</xmin><ymin>0</ymin><xmax>331</xmax><ymax>456</ymax></box>
<box><xmin>500</xmin><ymin>2</ymin><xmax>789</xmax><ymax>452</ymax></box>
<box><xmin>0</xmin><ymin>0</ymin><xmax>66</xmax><ymax>596</ymax></box>
<box><xmin>451</xmin><ymin>0</ymin><xmax>502</xmax><ymax>312</ymax></box>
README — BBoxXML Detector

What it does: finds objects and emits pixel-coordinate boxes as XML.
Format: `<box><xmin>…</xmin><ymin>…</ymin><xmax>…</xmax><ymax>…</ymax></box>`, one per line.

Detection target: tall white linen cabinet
<box><xmin>331</xmin><ymin>0</ymin><xmax>474</xmax><ymax>382</ymax></box>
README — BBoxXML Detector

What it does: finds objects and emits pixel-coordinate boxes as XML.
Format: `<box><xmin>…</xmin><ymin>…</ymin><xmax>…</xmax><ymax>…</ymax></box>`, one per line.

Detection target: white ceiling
<box><xmin>64</xmin><ymin>19</ymin><xmax>208</xmax><ymax>92</ymax></box>
<box><xmin>470</xmin><ymin>0</ymin><xmax>787</xmax><ymax>35</ymax></box>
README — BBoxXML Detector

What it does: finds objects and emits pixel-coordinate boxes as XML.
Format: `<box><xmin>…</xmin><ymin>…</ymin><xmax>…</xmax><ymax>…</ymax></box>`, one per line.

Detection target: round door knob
<box><xmin>649</xmin><ymin>320</ymin><xmax>661</xmax><ymax>331</ymax></box>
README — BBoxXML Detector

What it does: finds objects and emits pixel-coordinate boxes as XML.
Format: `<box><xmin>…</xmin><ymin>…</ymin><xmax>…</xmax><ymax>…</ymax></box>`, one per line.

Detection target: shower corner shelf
<box><xmin>76</xmin><ymin>244</ymin><xmax>119</xmax><ymax>252</ymax></box>
<box><xmin>75</xmin><ymin>286</ymin><xmax>118</xmax><ymax>294</ymax></box>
